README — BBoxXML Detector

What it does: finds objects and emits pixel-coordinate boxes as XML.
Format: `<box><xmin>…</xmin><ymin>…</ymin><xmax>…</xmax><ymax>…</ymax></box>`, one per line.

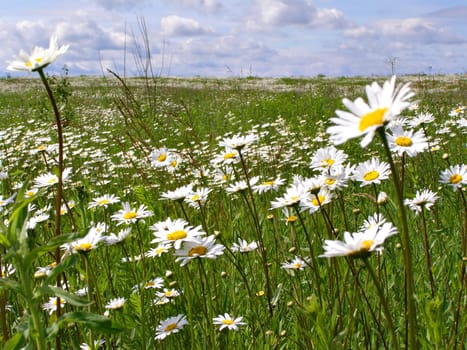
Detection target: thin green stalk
<box><xmin>378</xmin><ymin>127</ymin><xmax>417</xmax><ymax>348</ymax></box>
<box><xmin>420</xmin><ymin>208</ymin><xmax>435</xmax><ymax>297</ymax></box>
<box><xmin>362</xmin><ymin>258</ymin><xmax>400</xmax><ymax>350</ymax></box>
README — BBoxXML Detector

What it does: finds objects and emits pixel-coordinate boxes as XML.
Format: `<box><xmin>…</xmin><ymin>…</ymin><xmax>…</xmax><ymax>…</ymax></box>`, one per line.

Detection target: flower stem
<box><xmin>378</xmin><ymin>127</ymin><xmax>417</xmax><ymax>348</ymax></box>
<box><xmin>362</xmin><ymin>258</ymin><xmax>400</xmax><ymax>350</ymax></box>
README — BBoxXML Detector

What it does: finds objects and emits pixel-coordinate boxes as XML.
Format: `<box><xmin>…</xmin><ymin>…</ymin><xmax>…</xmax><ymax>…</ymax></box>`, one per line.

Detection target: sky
<box><xmin>1</xmin><ymin>0</ymin><xmax>467</xmax><ymax>77</ymax></box>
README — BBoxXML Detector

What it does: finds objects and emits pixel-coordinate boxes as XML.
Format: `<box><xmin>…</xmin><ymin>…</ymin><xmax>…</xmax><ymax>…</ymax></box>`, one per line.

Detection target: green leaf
<box><xmin>47</xmin><ymin>312</ymin><xmax>123</xmax><ymax>338</ymax></box>
<box><xmin>0</xmin><ymin>278</ymin><xmax>22</xmax><ymax>294</ymax></box>
<box><xmin>43</xmin><ymin>285</ymin><xmax>92</xmax><ymax>307</ymax></box>
<box><xmin>3</xmin><ymin>332</ymin><xmax>25</xmax><ymax>350</ymax></box>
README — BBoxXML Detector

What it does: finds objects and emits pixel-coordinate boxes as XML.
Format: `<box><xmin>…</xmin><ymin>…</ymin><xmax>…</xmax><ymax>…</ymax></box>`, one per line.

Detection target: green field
<box><xmin>0</xmin><ymin>71</ymin><xmax>466</xmax><ymax>349</ymax></box>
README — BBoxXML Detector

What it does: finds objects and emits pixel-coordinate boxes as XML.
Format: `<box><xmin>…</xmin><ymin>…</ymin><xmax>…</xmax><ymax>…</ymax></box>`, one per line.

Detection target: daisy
<box><xmin>174</xmin><ymin>235</ymin><xmax>225</xmax><ymax>266</ymax></box>
<box><xmin>320</xmin><ymin>221</ymin><xmax>397</xmax><ymax>258</ymax></box>
<box><xmin>184</xmin><ymin>187</ymin><xmax>211</xmax><ymax>209</ymax></box>
<box><xmin>448</xmin><ymin>105</ymin><xmax>465</xmax><ymax>117</ymax></box>
<box><xmin>404</xmin><ymin>189</ymin><xmax>439</xmax><ymax>214</ymax></box>
<box><xmin>310</xmin><ymin>146</ymin><xmax>348</xmax><ymax>171</ymax></box>
<box><xmin>42</xmin><ymin>296</ymin><xmax>66</xmax><ymax>315</ymax></box>
<box><xmin>211</xmin><ymin>148</ymin><xmax>241</xmax><ymax>166</ymax></box>
<box><xmin>166</xmin><ymin>154</ymin><xmax>182</xmax><ymax>173</ymax></box>
<box><xmin>34</xmin><ymin>167</ymin><xmax>71</xmax><ymax>188</ymax></box>
<box><xmin>88</xmin><ymin>194</ymin><xmax>120</xmax><ymax>209</ymax></box>
<box><xmin>253</xmin><ymin>176</ymin><xmax>285</xmax><ymax>194</ymax></box>
<box><xmin>0</xmin><ymin>193</ymin><xmax>16</xmax><ymax>210</ymax></box>
<box><xmin>300</xmin><ymin>188</ymin><xmax>333</xmax><ymax>214</ymax></box>
<box><xmin>155</xmin><ymin>314</ymin><xmax>189</xmax><ymax>340</ymax></box>
<box><xmin>111</xmin><ymin>202</ymin><xmax>153</xmax><ymax>225</ymax></box>
<box><xmin>281</xmin><ymin>256</ymin><xmax>310</xmax><ymax>270</ymax></box>
<box><xmin>231</xmin><ymin>238</ymin><xmax>258</xmax><ymax>253</ymax></box>
<box><xmin>213</xmin><ymin>313</ymin><xmax>247</xmax><ymax>331</ymax></box>
<box><xmin>61</xmin><ymin>223</ymin><xmax>105</xmax><ymax>254</ymax></box>
<box><xmin>225</xmin><ymin>176</ymin><xmax>259</xmax><ymax>194</ymax></box>
<box><xmin>155</xmin><ymin>288</ymin><xmax>181</xmax><ymax>301</ymax></box>
<box><xmin>151</xmin><ymin>147</ymin><xmax>171</xmax><ymax>168</ymax></box>
<box><xmin>34</xmin><ymin>262</ymin><xmax>57</xmax><ymax>278</ymax></box>
<box><xmin>160</xmin><ymin>184</ymin><xmax>194</xmax><ymax>201</ymax></box>
<box><xmin>327</xmin><ymin>76</ymin><xmax>414</xmax><ymax>147</ymax></box>
<box><xmin>352</xmin><ymin>158</ymin><xmax>391</xmax><ymax>187</ymax></box>
<box><xmin>101</xmin><ymin>227</ymin><xmax>132</xmax><ymax>245</ymax></box>
<box><xmin>150</xmin><ymin>217</ymin><xmax>205</xmax><ymax>249</ymax></box>
<box><xmin>321</xmin><ymin>165</ymin><xmax>352</xmax><ymax>191</ymax></box>
<box><xmin>80</xmin><ymin>340</ymin><xmax>105</xmax><ymax>350</ymax></box>
<box><xmin>270</xmin><ymin>183</ymin><xmax>306</xmax><ymax>209</ymax></box>
<box><xmin>408</xmin><ymin>112</ymin><xmax>435</xmax><ymax>128</ymax></box>
<box><xmin>439</xmin><ymin>164</ymin><xmax>467</xmax><ymax>191</ymax></box>
<box><xmin>281</xmin><ymin>207</ymin><xmax>298</xmax><ymax>225</ymax></box>
<box><xmin>218</xmin><ymin>133</ymin><xmax>258</xmax><ymax>150</ymax></box>
<box><xmin>7</xmin><ymin>35</ymin><xmax>69</xmax><ymax>72</ymax></box>
<box><xmin>105</xmin><ymin>297</ymin><xmax>126</xmax><ymax>310</ymax></box>
<box><xmin>146</xmin><ymin>243</ymin><xmax>171</xmax><ymax>258</ymax></box>
<box><xmin>387</xmin><ymin>127</ymin><xmax>428</xmax><ymax>157</ymax></box>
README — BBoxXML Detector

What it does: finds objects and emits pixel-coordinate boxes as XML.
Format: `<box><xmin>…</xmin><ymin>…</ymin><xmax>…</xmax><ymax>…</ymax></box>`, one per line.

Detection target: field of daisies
<box><xmin>0</xmin><ymin>37</ymin><xmax>466</xmax><ymax>349</ymax></box>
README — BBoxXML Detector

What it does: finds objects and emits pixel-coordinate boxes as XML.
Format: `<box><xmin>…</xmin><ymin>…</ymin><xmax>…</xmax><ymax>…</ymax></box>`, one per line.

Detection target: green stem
<box><xmin>363</xmin><ymin>258</ymin><xmax>400</xmax><ymax>350</ymax></box>
<box><xmin>378</xmin><ymin>127</ymin><xmax>417</xmax><ymax>348</ymax></box>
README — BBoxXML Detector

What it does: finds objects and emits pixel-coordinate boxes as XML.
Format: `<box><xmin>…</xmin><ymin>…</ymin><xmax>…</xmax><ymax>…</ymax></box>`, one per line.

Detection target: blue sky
<box><xmin>2</xmin><ymin>0</ymin><xmax>467</xmax><ymax>77</ymax></box>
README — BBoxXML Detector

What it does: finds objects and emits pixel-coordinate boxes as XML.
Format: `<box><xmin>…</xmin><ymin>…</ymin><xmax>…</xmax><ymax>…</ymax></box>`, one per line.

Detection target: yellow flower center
<box><xmin>311</xmin><ymin>195</ymin><xmax>325</xmax><ymax>207</ymax></box>
<box><xmin>223</xmin><ymin>152</ymin><xmax>237</xmax><ymax>159</ymax></box>
<box><xmin>321</xmin><ymin>159</ymin><xmax>335</xmax><ymax>167</ymax></box>
<box><xmin>38</xmin><ymin>145</ymin><xmax>47</xmax><ymax>151</ymax></box>
<box><xmin>171</xmin><ymin>160</ymin><xmax>177</xmax><ymax>167</ymax></box>
<box><xmin>165</xmin><ymin>290</ymin><xmax>176</xmax><ymax>297</ymax></box>
<box><xmin>395</xmin><ymin>136</ymin><xmax>413</xmax><ymax>147</ymax></box>
<box><xmin>97</xmin><ymin>199</ymin><xmax>110</xmax><ymax>206</ymax></box>
<box><xmin>325</xmin><ymin>178</ymin><xmax>336</xmax><ymax>185</ymax></box>
<box><xmin>188</xmin><ymin>246</ymin><xmax>208</xmax><ymax>257</ymax></box>
<box><xmin>155</xmin><ymin>247</ymin><xmax>166</xmax><ymax>254</ymax></box>
<box><xmin>157</xmin><ymin>154</ymin><xmax>167</xmax><ymax>162</ymax></box>
<box><xmin>26</xmin><ymin>61</ymin><xmax>33</xmax><ymax>67</ymax></box>
<box><xmin>222</xmin><ymin>319</ymin><xmax>234</xmax><ymax>325</ymax></box>
<box><xmin>450</xmin><ymin>174</ymin><xmax>462</xmax><ymax>184</ymax></box>
<box><xmin>167</xmin><ymin>230</ymin><xmax>187</xmax><ymax>241</ymax></box>
<box><xmin>35</xmin><ymin>57</ymin><xmax>43</xmax><ymax>63</ymax></box>
<box><xmin>144</xmin><ymin>281</ymin><xmax>155</xmax><ymax>288</ymax></box>
<box><xmin>164</xmin><ymin>323</ymin><xmax>177</xmax><ymax>332</ymax></box>
<box><xmin>263</xmin><ymin>180</ymin><xmax>275</xmax><ymax>186</ymax></box>
<box><xmin>123</xmin><ymin>211</ymin><xmax>137</xmax><ymax>220</ymax></box>
<box><xmin>293</xmin><ymin>263</ymin><xmax>303</xmax><ymax>269</ymax></box>
<box><xmin>74</xmin><ymin>243</ymin><xmax>93</xmax><ymax>252</ymax></box>
<box><xmin>360</xmin><ymin>239</ymin><xmax>374</xmax><ymax>251</ymax></box>
<box><xmin>191</xmin><ymin>194</ymin><xmax>200</xmax><ymax>201</ymax></box>
<box><xmin>363</xmin><ymin>170</ymin><xmax>379</xmax><ymax>181</ymax></box>
<box><xmin>26</xmin><ymin>190</ymin><xmax>36</xmax><ymax>197</ymax></box>
<box><xmin>287</xmin><ymin>215</ymin><xmax>297</xmax><ymax>222</ymax></box>
<box><xmin>47</xmin><ymin>177</ymin><xmax>58</xmax><ymax>185</ymax></box>
<box><xmin>359</xmin><ymin>108</ymin><xmax>388</xmax><ymax>132</ymax></box>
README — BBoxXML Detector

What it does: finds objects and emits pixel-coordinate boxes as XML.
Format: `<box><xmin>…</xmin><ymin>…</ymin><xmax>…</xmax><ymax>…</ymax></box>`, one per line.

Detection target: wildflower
<box><xmin>352</xmin><ymin>158</ymin><xmax>390</xmax><ymax>187</ymax></box>
<box><xmin>150</xmin><ymin>217</ymin><xmax>205</xmax><ymax>249</ymax></box>
<box><xmin>7</xmin><ymin>35</ymin><xmax>69</xmax><ymax>72</ymax></box>
<box><xmin>231</xmin><ymin>238</ymin><xmax>258</xmax><ymax>253</ymax></box>
<box><xmin>88</xmin><ymin>194</ymin><xmax>120</xmax><ymax>209</ymax></box>
<box><xmin>0</xmin><ymin>194</ymin><xmax>16</xmax><ymax>211</ymax></box>
<box><xmin>321</xmin><ymin>165</ymin><xmax>352</xmax><ymax>191</ymax></box>
<box><xmin>33</xmin><ymin>168</ymin><xmax>71</xmax><ymax>188</ymax></box>
<box><xmin>327</xmin><ymin>76</ymin><xmax>414</xmax><ymax>147</ymax></box>
<box><xmin>300</xmin><ymin>188</ymin><xmax>333</xmax><ymax>214</ymax></box>
<box><xmin>184</xmin><ymin>187</ymin><xmax>211</xmax><ymax>209</ymax></box>
<box><xmin>61</xmin><ymin>223</ymin><xmax>105</xmax><ymax>254</ymax></box>
<box><xmin>111</xmin><ymin>202</ymin><xmax>153</xmax><ymax>225</ymax></box>
<box><xmin>253</xmin><ymin>176</ymin><xmax>285</xmax><ymax>194</ymax></box>
<box><xmin>310</xmin><ymin>146</ymin><xmax>348</xmax><ymax>171</ymax></box>
<box><xmin>151</xmin><ymin>147</ymin><xmax>171</xmax><ymax>168</ymax></box>
<box><xmin>225</xmin><ymin>176</ymin><xmax>259</xmax><ymax>194</ymax></box>
<box><xmin>166</xmin><ymin>154</ymin><xmax>182</xmax><ymax>173</ymax></box>
<box><xmin>146</xmin><ymin>243</ymin><xmax>171</xmax><ymax>257</ymax></box>
<box><xmin>25</xmin><ymin>187</ymin><xmax>39</xmax><ymax>198</ymax></box>
<box><xmin>270</xmin><ymin>183</ymin><xmax>305</xmax><ymax>209</ymax></box>
<box><xmin>211</xmin><ymin>147</ymin><xmax>241</xmax><ymax>166</ymax></box>
<box><xmin>408</xmin><ymin>112</ymin><xmax>435</xmax><ymax>128</ymax></box>
<box><xmin>101</xmin><ymin>228</ymin><xmax>132</xmax><ymax>245</ymax></box>
<box><xmin>213</xmin><ymin>313</ymin><xmax>247</xmax><ymax>331</ymax></box>
<box><xmin>174</xmin><ymin>235</ymin><xmax>225</xmax><ymax>266</ymax></box>
<box><xmin>439</xmin><ymin>164</ymin><xmax>467</xmax><ymax>191</ymax></box>
<box><xmin>320</xmin><ymin>221</ymin><xmax>397</xmax><ymax>258</ymax></box>
<box><xmin>105</xmin><ymin>297</ymin><xmax>126</xmax><ymax>310</ymax></box>
<box><xmin>281</xmin><ymin>207</ymin><xmax>298</xmax><ymax>225</ymax></box>
<box><xmin>42</xmin><ymin>296</ymin><xmax>66</xmax><ymax>315</ymax></box>
<box><xmin>387</xmin><ymin>126</ymin><xmax>428</xmax><ymax>157</ymax></box>
<box><xmin>448</xmin><ymin>105</ymin><xmax>465</xmax><ymax>117</ymax></box>
<box><xmin>281</xmin><ymin>256</ymin><xmax>310</xmax><ymax>270</ymax></box>
<box><xmin>80</xmin><ymin>340</ymin><xmax>105</xmax><ymax>350</ymax></box>
<box><xmin>60</xmin><ymin>200</ymin><xmax>75</xmax><ymax>215</ymax></box>
<box><xmin>155</xmin><ymin>314</ymin><xmax>189</xmax><ymax>340</ymax></box>
<box><xmin>34</xmin><ymin>262</ymin><xmax>57</xmax><ymax>278</ymax></box>
<box><xmin>1</xmin><ymin>263</ymin><xmax>15</xmax><ymax>278</ymax></box>
<box><xmin>219</xmin><ymin>133</ymin><xmax>258</xmax><ymax>151</ymax></box>
<box><xmin>160</xmin><ymin>184</ymin><xmax>193</xmax><ymax>201</ymax></box>
<box><xmin>404</xmin><ymin>189</ymin><xmax>438</xmax><ymax>214</ymax></box>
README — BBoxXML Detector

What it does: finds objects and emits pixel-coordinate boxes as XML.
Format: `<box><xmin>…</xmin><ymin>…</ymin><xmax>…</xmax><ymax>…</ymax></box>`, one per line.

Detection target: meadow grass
<box><xmin>0</xmin><ymin>72</ymin><xmax>466</xmax><ymax>349</ymax></box>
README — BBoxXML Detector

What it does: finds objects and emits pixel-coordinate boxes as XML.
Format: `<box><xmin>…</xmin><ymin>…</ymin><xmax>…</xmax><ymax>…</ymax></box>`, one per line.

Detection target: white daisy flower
<box><xmin>404</xmin><ymin>189</ymin><xmax>439</xmax><ymax>215</ymax></box>
<box><xmin>439</xmin><ymin>164</ymin><xmax>466</xmax><ymax>191</ymax></box>
<box><xmin>174</xmin><ymin>235</ymin><xmax>225</xmax><ymax>266</ymax></box>
<box><xmin>111</xmin><ymin>202</ymin><xmax>153</xmax><ymax>225</ymax></box>
<box><xmin>387</xmin><ymin>126</ymin><xmax>428</xmax><ymax>157</ymax></box>
<box><xmin>213</xmin><ymin>313</ymin><xmax>246</xmax><ymax>331</ymax></box>
<box><xmin>352</xmin><ymin>158</ymin><xmax>391</xmax><ymax>187</ymax></box>
<box><xmin>154</xmin><ymin>314</ymin><xmax>188</xmax><ymax>340</ymax></box>
<box><xmin>105</xmin><ymin>297</ymin><xmax>126</xmax><ymax>310</ymax></box>
<box><xmin>150</xmin><ymin>217</ymin><xmax>205</xmax><ymax>249</ymax></box>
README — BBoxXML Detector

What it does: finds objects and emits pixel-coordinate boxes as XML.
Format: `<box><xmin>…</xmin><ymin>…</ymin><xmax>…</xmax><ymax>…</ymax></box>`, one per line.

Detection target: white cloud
<box><xmin>90</xmin><ymin>0</ymin><xmax>149</xmax><ymax>11</ymax></box>
<box><xmin>162</xmin><ymin>0</ymin><xmax>221</xmax><ymax>12</ymax></box>
<box><xmin>247</xmin><ymin>0</ymin><xmax>349</xmax><ymax>30</ymax></box>
<box><xmin>161</xmin><ymin>15</ymin><xmax>215</xmax><ymax>37</ymax></box>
